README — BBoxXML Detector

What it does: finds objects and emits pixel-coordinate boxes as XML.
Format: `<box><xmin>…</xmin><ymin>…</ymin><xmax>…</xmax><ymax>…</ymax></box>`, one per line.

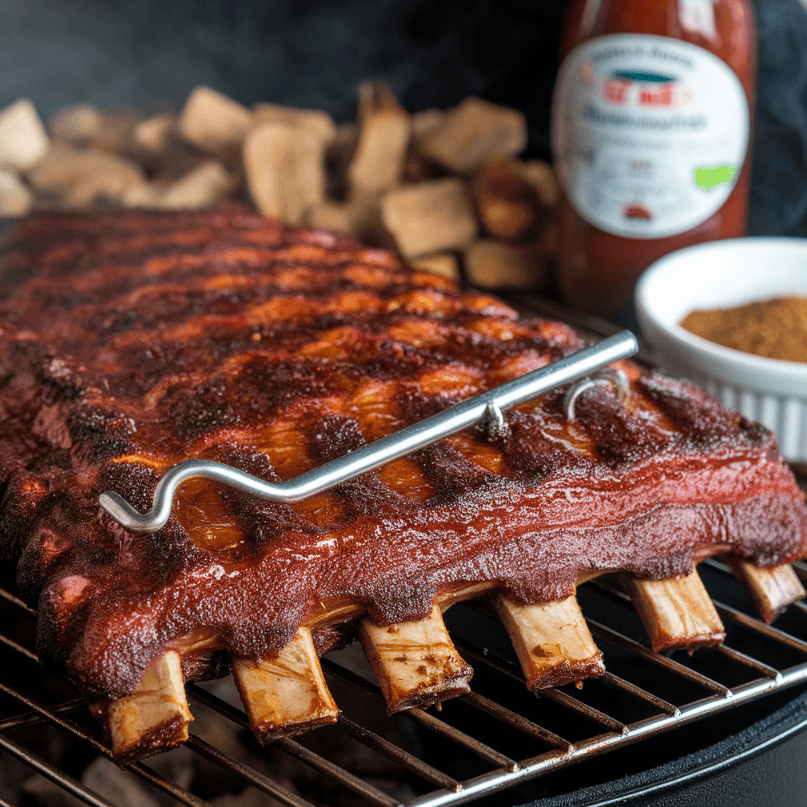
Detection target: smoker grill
<box><xmin>1</xmin><ymin>296</ymin><xmax>807</xmax><ymax>807</ymax></box>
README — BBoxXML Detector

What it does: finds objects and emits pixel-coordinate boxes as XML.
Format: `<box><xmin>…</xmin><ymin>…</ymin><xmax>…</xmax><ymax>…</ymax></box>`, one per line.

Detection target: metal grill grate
<box><xmin>3</xmin><ymin>548</ymin><xmax>807</xmax><ymax>807</ymax></box>
<box><xmin>1</xmin><ymin>296</ymin><xmax>806</xmax><ymax>807</ymax></box>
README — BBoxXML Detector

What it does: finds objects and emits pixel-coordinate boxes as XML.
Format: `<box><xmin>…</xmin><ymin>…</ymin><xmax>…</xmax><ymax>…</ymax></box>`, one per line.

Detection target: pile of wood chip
<box><xmin>0</xmin><ymin>82</ymin><xmax>557</xmax><ymax>289</ymax></box>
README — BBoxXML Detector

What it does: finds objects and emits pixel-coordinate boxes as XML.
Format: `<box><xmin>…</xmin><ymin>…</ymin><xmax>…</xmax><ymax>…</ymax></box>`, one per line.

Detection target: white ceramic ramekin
<box><xmin>635</xmin><ymin>238</ymin><xmax>807</xmax><ymax>463</ymax></box>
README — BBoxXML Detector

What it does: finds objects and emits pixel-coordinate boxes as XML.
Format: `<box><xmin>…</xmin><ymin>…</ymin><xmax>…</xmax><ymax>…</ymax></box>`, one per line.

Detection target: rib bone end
<box><xmin>496</xmin><ymin>593</ymin><xmax>604</xmax><ymax>690</ymax></box>
<box><xmin>232</xmin><ymin>626</ymin><xmax>339</xmax><ymax>744</ymax></box>
<box><xmin>623</xmin><ymin>570</ymin><xmax>725</xmax><ymax>653</ymax></box>
<box><xmin>359</xmin><ymin>604</ymin><xmax>473</xmax><ymax>713</ymax></box>
<box><xmin>725</xmin><ymin>558</ymin><xmax>806</xmax><ymax>624</ymax></box>
<box><xmin>101</xmin><ymin>650</ymin><xmax>192</xmax><ymax>762</ymax></box>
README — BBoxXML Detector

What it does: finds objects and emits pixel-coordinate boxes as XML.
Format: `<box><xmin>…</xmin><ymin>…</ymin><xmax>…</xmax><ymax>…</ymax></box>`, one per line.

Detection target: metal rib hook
<box><xmin>100</xmin><ymin>331</ymin><xmax>638</xmax><ymax>533</ymax></box>
<box><xmin>563</xmin><ymin>368</ymin><xmax>630</xmax><ymax>421</ymax></box>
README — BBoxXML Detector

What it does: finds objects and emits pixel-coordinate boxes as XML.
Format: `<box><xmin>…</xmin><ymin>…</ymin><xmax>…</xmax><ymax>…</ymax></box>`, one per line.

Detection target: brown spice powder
<box><xmin>680</xmin><ymin>295</ymin><xmax>807</xmax><ymax>363</ymax></box>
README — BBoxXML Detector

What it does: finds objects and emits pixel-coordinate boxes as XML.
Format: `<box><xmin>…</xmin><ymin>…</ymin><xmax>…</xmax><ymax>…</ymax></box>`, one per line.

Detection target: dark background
<box><xmin>1</xmin><ymin>0</ymin><xmax>806</xmax><ymax>235</ymax></box>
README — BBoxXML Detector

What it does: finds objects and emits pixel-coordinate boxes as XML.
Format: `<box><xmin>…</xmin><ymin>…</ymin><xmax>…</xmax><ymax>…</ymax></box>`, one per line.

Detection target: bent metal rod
<box><xmin>100</xmin><ymin>330</ymin><xmax>638</xmax><ymax>533</ymax></box>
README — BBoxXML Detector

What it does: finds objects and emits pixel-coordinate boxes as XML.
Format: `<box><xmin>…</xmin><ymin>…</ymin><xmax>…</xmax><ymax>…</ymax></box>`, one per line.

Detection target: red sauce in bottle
<box><xmin>552</xmin><ymin>0</ymin><xmax>755</xmax><ymax>320</ymax></box>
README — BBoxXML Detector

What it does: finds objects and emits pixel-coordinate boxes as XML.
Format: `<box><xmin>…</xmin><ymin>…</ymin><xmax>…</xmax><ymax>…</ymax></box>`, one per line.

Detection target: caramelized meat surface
<box><xmin>0</xmin><ymin>206</ymin><xmax>805</xmax><ymax>700</ymax></box>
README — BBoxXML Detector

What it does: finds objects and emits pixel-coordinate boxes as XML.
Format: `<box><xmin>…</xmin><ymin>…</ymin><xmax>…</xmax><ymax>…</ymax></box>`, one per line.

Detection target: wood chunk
<box><xmin>253</xmin><ymin>102</ymin><xmax>337</xmax><ymax>143</ymax></box>
<box><xmin>51</xmin><ymin>106</ymin><xmax>142</xmax><ymax>158</ymax></box>
<box><xmin>417</xmin><ymin>97</ymin><xmax>527</xmax><ymax>174</ymax></box>
<box><xmin>403</xmin><ymin>152</ymin><xmax>443</xmax><ymax>184</ymax></box>
<box><xmin>356</xmin><ymin>79</ymin><xmax>401</xmax><ymax>124</ymax></box>
<box><xmin>464</xmin><ymin>238</ymin><xmax>548</xmax><ymax>290</ymax></box>
<box><xmin>243</xmin><ymin>121</ymin><xmax>326</xmax><ymax>225</ymax></box>
<box><xmin>306</xmin><ymin>195</ymin><xmax>391</xmax><ymax>246</ymax></box>
<box><xmin>381</xmin><ymin>177</ymin><xmax>477</xmax><ymax>259</ymax></box>
<box><xmin>328</xmin><ymin>122</ymin><xmax>359</xmax><ymax>162</ymax></box>
<box><xmin>0</xmin><ymin>170</ymin><xmax>33</xmax><ymax>217</ymax></box>
<box><xmin>131</xmin><ymin>120</ymin><xmax>201</xmax><ymax>183</ymax></box>
<box><xmin>90</xmin><ymin>112</ymin><xmax>143</xmax><ymax>157</ymax></box>
<box><xmin>232</xmin><ymin>626</ymin><xmax>338</xmax><ymax>744</ymax></box>
<box><xmin>410</xmin><ymin>108</ymin><xmax>445</xmax><ymax>148</ymax></box>
<box><xmin>121</xmin><ymin>182</ymin><xmax>162</xmax><ymax>210</ymax></box>
<box><xmin>516</xmin><ymin>159</ymin><xmax>559</xmax><ymax>208</ymax></box>
<box><xmin>359</xmin><ymin>604</ymin><xmax>473</xmax><ymax>713</ymax></box>
<box><xmin>349</xmin><ymin>194</ymin><xmax>393</xmax><ymax>246</ymax></box>
<box><xmin>411</xmin><ymin>253</ymin><xmax>461</xmax><ymax>282</ymax></box>
<box><xmin>331</xmin><ymin>121</ymin><xmax>359</xmax><ymax>156</ymax></box>
<box><xmin>50</xmin><ymin>104</ymin><xmax>104</xmax><ymax>146</ymax></box>
<box><xmin>26</xmin><ymin>144</ymin><xmax>147</xmax><ymax>207</ymax></box>
<box><xmin>725</xmin><ymin>558</ymin><xmax>806</xmax><ymax>624</ymax></box>
<box><xmin>105</xmin><ymin>651</ymin><xmax>192</xmax><ymax>762</ymax></box>
<box><xmin>347</xmin><ymin>80</ymin><xmax>411</xmax><ymax>198</ymax></box>
<box><xmin>0</xmin><ymin>99</ymin><xmax>49</xmax><ymax>170</ymax></box>
<box><xmin>495</xmin><ymin>593</ymin><xmax>604</xmax><ymax>690</ymax></box>
<box><xmin>623</xmin><ymin>570</ymin><xmax>725</xmax><ymax>653</ymax></box>
<box><xmin>132</xmin><ymin>114</ymin><xmax>177</xmax><ymax>155</ymax></box>
<box><xmin>306</xmin><ymin>199</ymin><xmax>356</xmax><ymax>234</ymax></box>
<box><xmin>178</xmin><ymin>86</ymin><xmax>253</xmax><ymax>158</ymax></box>
<box><xmin>472</xmin><ymin>157</ymin><xmax>546</xmax><ymax>241</ymax></box>
<box><xmin>404</xmin><ymin>109</ymin><xmax>446</xmax><ymax>183</ymax></box>
<box><xmin>157</xmin><ymin>160</ymin><xmax>233</xmax><ymax>210</ymax></box>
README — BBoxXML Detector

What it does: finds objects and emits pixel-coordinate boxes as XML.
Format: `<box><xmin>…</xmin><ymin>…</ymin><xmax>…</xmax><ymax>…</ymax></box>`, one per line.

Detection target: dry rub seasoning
<box><xmin>680</xmin><ymin>295</ymin><xmax>807</xmax><ymax>363</ymax></box>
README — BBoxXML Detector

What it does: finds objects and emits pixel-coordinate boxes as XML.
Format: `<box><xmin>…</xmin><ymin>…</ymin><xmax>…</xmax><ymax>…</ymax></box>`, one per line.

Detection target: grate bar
<box><xmin>185</xmin><ymin>735</ymin><xmax>317</xmax><ymax>807</ymax></box>
<box><xmin>278</xmin><ymin>737</ymin><xmax>404</xmax><ymax>807</ymax></box>
<box><xmin>336</xmin><ymin>714</ymin><xmax>463</xmax><ymax>792</ymax></box>
<box><xmin>712</xmin><ymin>643</ymin><xmax>781</xmax><ymax>681</ymax></box>
<box><xmin>187</xmin><ymin>682</ymin><xmax>247</xmax><ymax>725</ymax></box>
<box><xmin>698</xmin><ymin>556</ymin><xmax>805</xmax><ymax>647</ymax></box>
<box><xmin>320</xmin><ymin>659</ymin><xmax>516</xmax><ymax>770</ymax></box>
<box><xmin>792</xmin><ymin>560</ymin><xmax>807</xmax><ymax>585</ymax></box>
<box><xmin>405</xmin><ymin>662</ymin><xmax>807</xmax><ymax>807</ymax></box>
<box><xmin>0</xmin><ymin>698</ymin><xmax>86</xmax><ymax>732</ymax></box>
<box><xmin>459</xmin><ymin>634</ymin><xmax>672</xmax><ymax>725</ymax></box>
<box><xmin>0</xmin><ymin>679</ymin><xmax>209</xmax><ymax>807</ymax></box>
<box><xmin>187</xmin><ymin>683</ymin><xmax>402</xmax><ymax>807</ymax></box>
<box><xmin>586</xmin><ymin>618</ymin><xmax>732</xmax><ymax>696</ymax></box>
<box><xmin>0</xmin><ymin>588</ymin><xmax>36</xmax><ymax>616</ymax></box>
<box><xmin>405</xmin><ymin>708</ymin><xmax>516</xmax><ymax>771</ymax></box>
<box><xmin>587</xmin><ymin>577</ymin><xmax>789</xmax><ymax>685</ymax></box>
<box><xmin>456</xmin><ymin>635</ymin><xmax>629</xmax><ymax>731</ymax></box>
<box><xmin>700</xmin><ymin>557</ymin><xmax>732</xmax><ymax>576</ymax></box>
<box><xmin>0</xmin><ymin>679</ymin><xmax>109</xmax><ymax>757</ymax></box>
<box><xmin>462</xmin><ymin>691</ymin><xmax>573</xmax><ymax>750</ymax></box>
<box><xmin>0</xmin><ymin>733</ymin><xmax>115</xmax><ymax>807</ymax></box>
<box><xmin>130</xmin><ymin>763</ymin><xmax>213</xmax><ymax>807</ymax></box>
<box><xmin>446</xmin><ymin>637</ymin><xmax>521</xmax><ymax>682</ymax></box>
<box><xmin>599</xmin><ymin>672</ymin><xmax>680</xmax><ymax>717</ymax></box>
<box><xmin>713</xmin><ymin>599</ymin><xmax>807</xmax><ymax>655</ymax></box>
<box><xmin>539</xmin><ymin>689</ymin><xmax>627</xmax><ymax>736</ymax></box>
<box><xmin>0</xmin><ymin>632</ymin><xmax>39</xmax><ymax>663</ymax></box>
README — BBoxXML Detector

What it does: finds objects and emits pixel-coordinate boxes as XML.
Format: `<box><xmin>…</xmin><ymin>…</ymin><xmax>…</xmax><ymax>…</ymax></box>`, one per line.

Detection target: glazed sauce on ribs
<box><xmin>0</xmin><ymin>206</ymin><xmax>804</xmax><ymax>699</ymax></box>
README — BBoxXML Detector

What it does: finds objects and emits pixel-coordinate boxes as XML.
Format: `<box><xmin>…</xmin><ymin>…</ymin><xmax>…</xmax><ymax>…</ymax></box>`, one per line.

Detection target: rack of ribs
<box><xmin>0</xmin><ymin>205</ymin><xmax>805</xmax><ymax>762</ymax></box>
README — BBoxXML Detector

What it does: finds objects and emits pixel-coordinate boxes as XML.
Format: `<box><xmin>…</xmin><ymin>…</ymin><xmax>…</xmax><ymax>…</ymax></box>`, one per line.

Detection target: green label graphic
<box><xmin>694</xmin><ymin>165</ymin><xmax>737</xmax><ymax>191</ymax></box>
<box><xmin>612</xmin><ymin>70</ymin><xmax>675</xmax><ymax>83</ymax></box>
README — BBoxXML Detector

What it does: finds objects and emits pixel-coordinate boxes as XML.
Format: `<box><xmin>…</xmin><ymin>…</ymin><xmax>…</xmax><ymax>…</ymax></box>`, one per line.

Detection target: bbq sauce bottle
<box><xmin>551</xmin><ymin>0</ymin><xmax>755</xmax><ymax>321</ymax></box>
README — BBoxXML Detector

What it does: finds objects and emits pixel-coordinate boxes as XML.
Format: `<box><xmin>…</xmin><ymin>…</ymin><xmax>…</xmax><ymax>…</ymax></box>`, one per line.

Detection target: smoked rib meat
<box><xmin>0</xmin><ymin>207</ymin><xmax>805</xmax><ymax>704</ymax></box>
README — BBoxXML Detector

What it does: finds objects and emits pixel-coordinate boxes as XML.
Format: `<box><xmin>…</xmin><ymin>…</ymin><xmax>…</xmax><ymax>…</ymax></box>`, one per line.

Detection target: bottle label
<box><xmin>552</xmin><ymin>34</ymin><xmax>749</xmax><ymax>239</ymax></box>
